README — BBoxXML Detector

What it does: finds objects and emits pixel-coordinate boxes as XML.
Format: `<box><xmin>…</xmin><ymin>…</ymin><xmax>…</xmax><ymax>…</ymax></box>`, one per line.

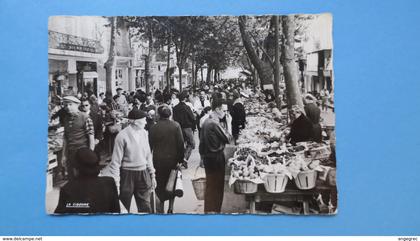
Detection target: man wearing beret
<box><xmin>61</xmin><ymin>96</ymin><xmax>95</xmax><ymax>180</ymax></box>
<box><xmin>101</xmin><ymin>109</ymin><xmax>157</xmax><ymax>213</ymax></box>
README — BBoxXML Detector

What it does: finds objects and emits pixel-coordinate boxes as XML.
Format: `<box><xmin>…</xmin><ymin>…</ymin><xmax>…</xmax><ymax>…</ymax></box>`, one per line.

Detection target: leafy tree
<box><xmin>124</xmin><ymin>16</ymin><xmax>169</xmax><ymax>94</ymax></box>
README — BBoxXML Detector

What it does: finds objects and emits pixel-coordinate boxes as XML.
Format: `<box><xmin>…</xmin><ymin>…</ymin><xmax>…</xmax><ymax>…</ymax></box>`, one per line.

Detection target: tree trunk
<box><xmin>200</xmin><ymin>67</ymin><xmax>204</xmax><ymax>85</ymax></box>
<box><xmin>178</xmin><ymin>65</ymin><xmax>183</xmax><ymax>91</ymax></box>
<box><xmin>273</xmin><ymin>15</ymin><xmax>282</xmax><ymax>109</ymax></box>
<box><xmin>104</xmin><ymin>17</ymin><xmax>116</xmax><ymax>93</ymax></box>
<box><xmin>192</xmin><ymin>57</ymin><xmax>195</xmax><ymax>91</ymax></box>
<box><xmin>252</xmin><ymin>69</ymin><xmax>257</xmax><ymax>91</ymax></box>
<box><xmin>281</xmin><ymin>15</ymin><xmax>303</xmax><ymax>109</ymax></box>
<box><xmin>214</xmin><ymin>69</ymin><xmax>218</xmax><ymax>83</ymax></box>
<box><xmin>206</xmin><ymin>67</ymin><xmax>212</xmax><ymax>84</ymax></box>
<box><xmin>238</xmin><ymin>16</ymin><xmax>273</xmax><ymax>86</ymax></box>
<box><xmin>166</xmin><ymin>34</ymin><xmax>171</xmax><ymax>89</ymax></box>
<box><xmin>145</xmin><ymin>21</ymin><xmax>153</xmax><ymax>94</ymax></box>
<box><xmin>194</xmin><ymin>64</ymin><xmax>200</xmax><ymax>90</ymax></box>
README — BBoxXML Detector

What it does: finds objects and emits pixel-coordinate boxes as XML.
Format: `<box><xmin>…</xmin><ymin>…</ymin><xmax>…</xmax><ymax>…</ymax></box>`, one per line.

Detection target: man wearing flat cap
<box><xmin>61</xmin><ymin>96</ymin><xmax>95</xmax><ymax>180</ymax></box>
<box><xmin>101</xmin><ymin>109</ymin><xmax>157</xmax><ymax>213</ymax></box>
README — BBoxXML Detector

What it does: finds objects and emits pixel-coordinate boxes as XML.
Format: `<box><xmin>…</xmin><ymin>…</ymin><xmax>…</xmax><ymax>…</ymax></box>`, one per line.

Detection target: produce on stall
<box><xmin>229</xmin><ymin>97</ymin><xmax>335</xmax><ymax>198</ymax></box>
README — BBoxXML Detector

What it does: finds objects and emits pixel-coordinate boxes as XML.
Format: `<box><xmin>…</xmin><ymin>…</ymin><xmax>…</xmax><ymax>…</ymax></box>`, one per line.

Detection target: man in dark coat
<box><xmin>172</xmin><ymin>90</ymin><xmax>196</xmax><ymax>168</ymax></box>
<box><xmin>149</xmin><ymin>105</ymin><xmax>185</xmax><ymax>213</ymax></box>
<box><xmin>230</xmin><ymin>94</ymin><xmax>246</xmax><ymax>144</ymax></box>
<box><xmin>54</xmin><ymin>148</ymin><xmax>120</xmax><ymax>214</ymax></box>
<box><xmin>199</xmin><ymin>98</ymin><xmax>232</xmax><ymax>213</ymax></box>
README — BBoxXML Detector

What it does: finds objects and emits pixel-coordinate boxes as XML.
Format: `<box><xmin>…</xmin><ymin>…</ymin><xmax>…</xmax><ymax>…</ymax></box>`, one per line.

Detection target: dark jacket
<box><xmin>199</xmin><ymin>118</ymin><xmax>229</xmax><ymax>155</ymax></box>
<box><xmin>54</xmin><ymin>176</ymin><xmax>120</xmax><ymax>214</ymax></box>
<box><xmin>172</xmin><ymin>102</ymin><xmax>195</xmax><ymax>129</ymax></box>
<box><xmin>304</xmin><ymin>103</ymin><xmax>321</xmax><ymax>124</ymax></box>
<box><xmin>288</xmin><ymin>114</ymin><xmax>314</xmax><ymax>144</ymax></box>
<box><xmin>231</xmin><ymin>102</ymin><xmax>246</xmax><ymax>136</ymax></box>
<box><xmin>63</xmin><ymin>111</ymin><xmax>91</xmax><ymax>150</ymax></box>
<box><xmin>304</xmin><ymin>103</ymin><xmax>322</xmax><ymax>142</ymax></box>
<box><xmin>149</xmin><ymin>119</ymin><xmax>185</xmax><ymax>165</ymax></box>
<box><xmin>89</xmin><ymin>110</ymin><xmax>104</xmax><ymax>140</ymax></box>
<box><xmin>149</xmin><ymin>119</ymin><xmax>185</xmax><ymax>201</ymax></box>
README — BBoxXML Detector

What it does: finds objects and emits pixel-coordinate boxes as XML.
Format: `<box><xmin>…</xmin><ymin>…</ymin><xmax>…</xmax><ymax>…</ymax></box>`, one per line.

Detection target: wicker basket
<box><xmin>264</xmin><ymin>174</ymin><xmax>289</xmax><ymax>193</ymax></box>
<box><xmin>234</xmin><ymin>180</ymin><xmax>258</xmax><ymax>194</ymax></box>
<box><xmin>191</xmin><ymin>178</ymin><xmax>206</xmax><ymax>200</ymax></box>
<box><xmin>294</xmin><ymin>170</ymin><xmax>317</xmax><ymax>190</ymax></box>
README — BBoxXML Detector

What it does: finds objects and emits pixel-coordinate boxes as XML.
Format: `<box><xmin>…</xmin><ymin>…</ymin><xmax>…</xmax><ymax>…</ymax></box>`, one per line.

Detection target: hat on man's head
<box><xmin>128</xmin><ymin>109</ymin><xmax>147</xmax><ymax>120</ymax></box>
<box><xmin>63</xmin><ymin>95</ymin><xmax>81</xmax><ymax>104</ymax></box>
<box><xmin>75</xmin><ymin>147</ymin><xmax>100</xmax><ymax>176</ymax></box>
<box><xmin>116</xmin><ymin>87</ymin><xmax>123</xmax><ymax>91</ymax></box>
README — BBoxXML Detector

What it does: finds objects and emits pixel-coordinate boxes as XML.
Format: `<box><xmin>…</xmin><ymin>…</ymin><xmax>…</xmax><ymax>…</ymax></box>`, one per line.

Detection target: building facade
<box><xmin>48</xmin><ymin>16</ymin><xmax>110</xmax><ymax>99</ymax></box>
<box><xmin>48</xmin><ymin>16</ymin><xmax>135</xmax><ymax>99</ymax></box>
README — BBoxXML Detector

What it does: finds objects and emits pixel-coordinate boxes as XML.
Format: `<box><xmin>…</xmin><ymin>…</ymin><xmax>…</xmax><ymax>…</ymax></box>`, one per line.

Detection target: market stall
<box><xmin>47</xmin><ymin>106</ymin><xmax>130</xmax><ymax>189</ymax></box>
<box><xmin>228</xmin><ymin>97</ymin><xmax>337</xmax><ymax>214</ymax></box>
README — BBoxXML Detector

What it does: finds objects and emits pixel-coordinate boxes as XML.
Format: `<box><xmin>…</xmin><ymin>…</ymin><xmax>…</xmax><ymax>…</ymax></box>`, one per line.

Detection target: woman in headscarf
<box><xmin>286</xmin><ymin>105</ymin><xmax>314</xmax><ymax>145</ymax></box>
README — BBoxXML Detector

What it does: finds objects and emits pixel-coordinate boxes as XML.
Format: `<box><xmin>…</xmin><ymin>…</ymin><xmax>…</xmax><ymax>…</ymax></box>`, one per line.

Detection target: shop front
<box><xmin>48</xmin><ymin>30</ymin><xmax>105</xmax><ymax>98</ymax></box>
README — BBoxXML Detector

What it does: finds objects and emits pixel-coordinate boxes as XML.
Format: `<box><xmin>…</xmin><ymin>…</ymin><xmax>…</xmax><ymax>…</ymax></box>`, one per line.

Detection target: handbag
<box><xmin>174</xmin><ymin>169</ymin><xmax>184</xmax><ymax>197</ymax></box>
<box><xmin>165</xmin><ymin>164</ymin><xmax>183</xmax><ymax>197</ymax></box>
<box><xmin>165</xmin><ymin>168</ymin><xmax>178</xmax><ymax>194</ymax></box>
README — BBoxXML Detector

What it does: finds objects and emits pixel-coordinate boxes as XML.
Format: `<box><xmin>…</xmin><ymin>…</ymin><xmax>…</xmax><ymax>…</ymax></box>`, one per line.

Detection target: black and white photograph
<box><xmin>46</xmin><ymin>14</ymin><xmax>336</xmax><ymax>215</ymax></box>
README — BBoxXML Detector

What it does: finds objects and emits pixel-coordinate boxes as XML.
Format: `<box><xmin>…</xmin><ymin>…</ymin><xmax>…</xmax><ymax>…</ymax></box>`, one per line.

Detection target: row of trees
<box><xmin>105</xmin><ymin>16</ymin><xmax>241</xmax><ymax>94</ymax></box>
<box><xmin>238</xmin><ymin>15</ymin><xmax>314</xmax><ymax>109</ymax></box>
<box><xmin>104</xmin><ymin>15</ymin><xmax>314</xmax><ymax>110</ymax></box>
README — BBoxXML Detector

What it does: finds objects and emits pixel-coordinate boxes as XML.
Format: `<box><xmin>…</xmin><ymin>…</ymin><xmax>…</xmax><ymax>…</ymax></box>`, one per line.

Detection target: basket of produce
<box><xmin>229</xmin><ymin>154</ymin><xmax>264</xmax><ymax>194</ymax></box>
<box><xmin>263</xmin><ymin>174</ymin><xmax>289</xmax><ymax>193</ymax></box>
<box><xmin>234</xmin><ymin>180</ymin><xmax>258</xmax><ymax>194</ymax></box>
<box><xmin>259</xmin><ymin>162</ymin><xmax>292</xmax><ymax>193</ymax></box>
<box><xmin>294</xmin><ymin>170</ymin><xmax>317</xmax><ymax>190</ymax></box>
<box><xmin>287</xmin><ymin>158</ymin><xmax>323</xmax><ymax>190</ymax></box>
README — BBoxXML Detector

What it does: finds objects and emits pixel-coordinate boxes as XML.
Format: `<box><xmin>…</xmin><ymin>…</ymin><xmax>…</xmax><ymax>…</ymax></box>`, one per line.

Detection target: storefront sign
<box><xmin>57</xmin><ymin>43</ymin><xmax>97</xmax><ymax>53</ymax></box>
<box><xmin>49</xmin><ymin>31</ymin><xmax>104</xmax><ymax>54</ymax></box>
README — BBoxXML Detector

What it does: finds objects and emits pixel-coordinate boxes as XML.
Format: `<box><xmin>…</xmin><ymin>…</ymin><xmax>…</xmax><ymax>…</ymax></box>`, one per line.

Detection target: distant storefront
<box><xmin>304</xmin><ymin>49</ymin><xmax>333</xmax><ymax>95</ymax></box>
<box><xmin>48</xmin><ymin>30</ymin><xmax>105</xmax><ymax>99</ymax></box>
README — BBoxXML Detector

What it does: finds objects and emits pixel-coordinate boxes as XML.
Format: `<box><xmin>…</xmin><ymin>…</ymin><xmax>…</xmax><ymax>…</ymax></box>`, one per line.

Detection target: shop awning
<box><xmin>83</xmin><ymin>71</ymin><xmax>98</xmax><ymax>79</ymax></box>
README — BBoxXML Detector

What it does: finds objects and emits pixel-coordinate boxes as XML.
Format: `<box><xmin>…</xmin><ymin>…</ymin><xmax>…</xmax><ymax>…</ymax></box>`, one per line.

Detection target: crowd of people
<box><xmin>49</xmin><ymin>78</ymin><xmax>332</xmax><ymax>214</ymax></box>
<box><xmin>50</xmin><ymin>81</ymin><xmax>252</xmax><ymax>214</ymax></box>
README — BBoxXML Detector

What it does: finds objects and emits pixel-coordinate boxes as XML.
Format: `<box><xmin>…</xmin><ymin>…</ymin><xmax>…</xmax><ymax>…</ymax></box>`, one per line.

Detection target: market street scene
<box><xmin>46</xmin><ymin>14</ymin><xmax>336</xmax><ymax>215</ymax></box>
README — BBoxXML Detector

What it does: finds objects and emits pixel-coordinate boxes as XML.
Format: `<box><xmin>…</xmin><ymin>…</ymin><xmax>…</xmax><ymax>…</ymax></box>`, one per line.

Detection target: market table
<box><xmin>243</xmin><ymin>180</ymin><xmax>333</xmax><ymax>214</ymax></box>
